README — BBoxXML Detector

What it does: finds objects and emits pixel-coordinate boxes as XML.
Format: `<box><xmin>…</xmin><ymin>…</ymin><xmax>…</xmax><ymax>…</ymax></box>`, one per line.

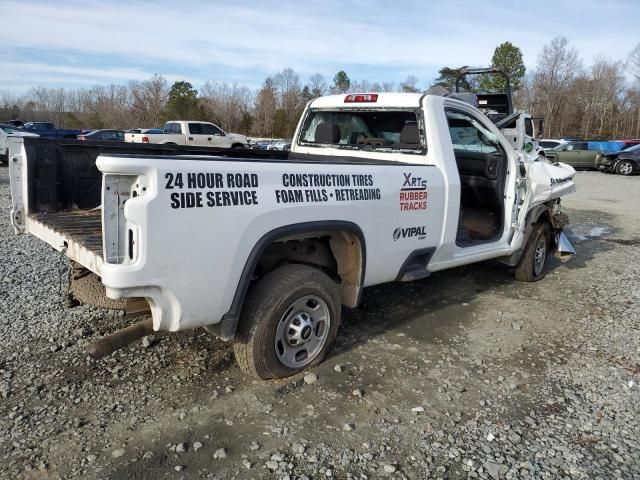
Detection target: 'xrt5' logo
<box><xmin>402</xmin><ymin>172</ymin><xmax>427</xmax><ymax>191</ymax></box>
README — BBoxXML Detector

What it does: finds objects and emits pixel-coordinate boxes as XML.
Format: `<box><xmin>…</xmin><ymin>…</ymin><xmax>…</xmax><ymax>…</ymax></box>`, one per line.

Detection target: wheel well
<box><xmin>256</xmin><ymin>230</ymin><xmax>364</xmax><ymax>308</ymax></box>
<box><xmin>209</xmin><ymin>221</ymin><xmax>366</xmax><ymax>340</ymax></box>
<box><xmin>231</xmin><ymin>143</ymin><xmax>245</xmax><ymax>148</ymax></box>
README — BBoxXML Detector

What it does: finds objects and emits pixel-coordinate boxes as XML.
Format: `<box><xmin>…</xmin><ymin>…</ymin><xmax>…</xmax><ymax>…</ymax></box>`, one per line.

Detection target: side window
<box><xmin>189</xmin><ymin>123</ymin><xmax>204</xmax><ymax>135</ymax></box>
<box><xmin>165</xmin><ymin>123</ymin><xmax>180</xmax><ymax>134</ymax></box>
<box><xmin>446</xmin><ymin>110</ymin><xmax>499</xmax><ymax>154</ymax></box>
<box><xmin>201</xmin><ymin>123</ymin><xmax>223</xmax><ymax>135</ymax></box>
<box><xmin>524</xmin><ymin>118</ymin><xmax>533</xmax><ymax>137</ymax></box>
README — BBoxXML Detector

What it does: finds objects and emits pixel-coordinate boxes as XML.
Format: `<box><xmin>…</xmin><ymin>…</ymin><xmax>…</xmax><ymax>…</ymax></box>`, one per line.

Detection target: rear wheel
<box><xmin>0</xmin><ymin>153</ymin><xmax>7</xmax><ymax>165</ymax></box>
<box><xmin>233</xmin><ymin>264</ymin><xmax>341</xmax><ymax>379</ymax></box>
<box><xmin>514</xmin><ymin>223</ymin><xmax>550</xmax><ymax>282</ymax></box>
<box><xmin>616</xmin><ymin>161</ymin><xmax>634</xmax><ymax>176</ymax></box>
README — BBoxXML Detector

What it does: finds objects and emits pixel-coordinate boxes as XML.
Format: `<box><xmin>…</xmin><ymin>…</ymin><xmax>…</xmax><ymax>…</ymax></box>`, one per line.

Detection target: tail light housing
<box><xmin>142</xmin><ymin>136</ymin><xmax>149</xmax><ymax>143</ymax></box>
<box><xmin>344</xmin><ymin>93</ymin><xmax>378</xmax><ymax>103</ymax></box>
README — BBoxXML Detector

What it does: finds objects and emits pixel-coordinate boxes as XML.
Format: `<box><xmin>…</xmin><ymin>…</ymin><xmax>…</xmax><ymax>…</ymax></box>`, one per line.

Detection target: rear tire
<box><xmin>514</xmin><ymin>223</ymin><xmax>550</xmax><ymax>282</ymax></box>
<box><xmin>0</xmin><ymin>154</ymin><xmax>7</xmax><ymax>165</ymax></box>
<box><xmin>233</xmin><ymin>264</ymin><xmax>341</xmax><ymax>379</ymax></box>
<box><xmin>616</xmin><ymin>161</ymin><xmax>634</xmax><ymax>176</ymax></box>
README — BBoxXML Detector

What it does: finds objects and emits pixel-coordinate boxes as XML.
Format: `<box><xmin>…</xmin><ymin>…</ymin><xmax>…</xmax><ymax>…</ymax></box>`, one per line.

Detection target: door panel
<box><xmin>201</xmin><ymin>123</ymin><xmax>230</xmax><ymax>148</ymax></box>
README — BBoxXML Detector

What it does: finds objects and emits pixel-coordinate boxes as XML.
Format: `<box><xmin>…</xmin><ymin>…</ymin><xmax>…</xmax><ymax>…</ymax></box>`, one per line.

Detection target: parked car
<box><xmin>596</xmin><ymin>143</ymin><xmax>640</xmax><ymax>175</ymax></box>
<box><xmin>0</xmin><ymin>124</ymin><xmax>38</xmax><ymax>164</ymax></box>
<box><xmin>125</xmin><ymin>121</ymin><xmax>248</xmax><ymax>148</ymax></box>
<box><xmin>20</xmin><ymin>122</ymin><xmax>82</xmax><ymax>139</ymax></box>
<box><xmin>6</xmin><ymin>119</ymin><xmax>24</xmax><ymax>128</ymax></box>
<box><xmin>538</xmin><ymin>139</ymin><xmax>566</xmax><ymax>149</ymax></box>
<box><xmin>78</xmin><ymin>129</ymin><xmax>124</xmax><ymax>142</ymax></box>
<box><xmin>544</xmin><ymin>141</ymin><xmax>604</xmax><ymax>169</ymax></box>
<box><xmin>128</xmin><ymin>128</ymin><xmax>164</xmax><ymax>134</ymax></box>
<box><xmin>267</xmin><ymin>140</ymin><xmax>292</xmax><ymax>151</ymax></box>
<box><xmin>252</xmin><ymin>140</ymin><xmax>273</xmax><ymax>150</ymax></box>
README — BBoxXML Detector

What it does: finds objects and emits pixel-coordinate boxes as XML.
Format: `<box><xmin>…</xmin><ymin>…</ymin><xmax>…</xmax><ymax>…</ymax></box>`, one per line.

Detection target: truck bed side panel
<box><xmin>97</xmin><ymin>155</ymin><xmax>447</xmax><ymax>331</ymax></box>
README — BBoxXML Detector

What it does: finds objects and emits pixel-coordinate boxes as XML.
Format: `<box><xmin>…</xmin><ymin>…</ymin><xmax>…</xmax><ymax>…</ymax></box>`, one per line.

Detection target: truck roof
<box><xmin>309</xmin><ymin>92</ymin><xmax>424</xmax><ymax>109</ymax></box>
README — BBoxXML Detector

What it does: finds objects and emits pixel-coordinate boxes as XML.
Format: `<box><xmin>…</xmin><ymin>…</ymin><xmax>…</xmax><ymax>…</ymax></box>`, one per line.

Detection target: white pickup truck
<box><xmin>8</xmin><ymin>92</ymin><xmax>576</xmax><ymax>379</ymax></box>
<box><xmin>125</xmin><ymin>120</ymin><xmax>249</xmax><ymax>149</ymax></box>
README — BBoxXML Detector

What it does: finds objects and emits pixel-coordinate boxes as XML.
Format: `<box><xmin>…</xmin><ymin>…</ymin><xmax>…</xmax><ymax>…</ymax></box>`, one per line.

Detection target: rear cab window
<box><xmin>297</xmin><ymin>109</ymin><xmax>425</xmax><ymax>154</ymax></box>
<box><xmin>164</xmin><ymin>123</ymin><xmax>182</xmax><ymax>134</ymax></box>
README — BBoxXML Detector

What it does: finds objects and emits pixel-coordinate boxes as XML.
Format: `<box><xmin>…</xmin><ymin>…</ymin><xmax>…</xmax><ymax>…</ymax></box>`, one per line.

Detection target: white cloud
<box><xmin>0</xmin><ymin>0</ymin><xmax>638</xmax><ymax>92</ymax></box>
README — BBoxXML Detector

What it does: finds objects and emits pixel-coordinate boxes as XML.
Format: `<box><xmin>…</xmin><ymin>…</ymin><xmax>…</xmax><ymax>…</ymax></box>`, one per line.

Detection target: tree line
<box><xmin>1</xmin><ymin>36</ymin><xmax>639</xmax><ymax>140</ymax></box>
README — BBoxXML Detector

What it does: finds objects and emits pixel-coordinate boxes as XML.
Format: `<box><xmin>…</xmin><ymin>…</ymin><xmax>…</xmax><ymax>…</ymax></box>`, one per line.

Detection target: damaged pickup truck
<box><xmin>8</xmin><ymin>91</ymin><xmax>576</xmax><ymax>379</ymax></box>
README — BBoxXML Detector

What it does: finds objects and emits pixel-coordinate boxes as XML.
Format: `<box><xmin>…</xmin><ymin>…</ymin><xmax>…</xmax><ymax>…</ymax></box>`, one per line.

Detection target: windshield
<box><xmin>622</xmin><ymin>143</ymin><xmax>640</xmax><ymax>153</ymax></box>
<box><xmin>298</xmin><ymin>109</ymin><xmax>424</xmax><ymax>152</ymax></box>
<box><xmin>0</xmin><ymin>126</ymin><xmax>19</xmax><ymax>134</ymax></box>
<box><xmin>552</xmin><ymin>143</ymin><xmax>570</xmax><ymax>151</ymax></box>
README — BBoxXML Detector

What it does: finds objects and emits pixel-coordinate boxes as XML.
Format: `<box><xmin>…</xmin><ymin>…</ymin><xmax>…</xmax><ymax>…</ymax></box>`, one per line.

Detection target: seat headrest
<box><xmin>315</xmin><ymin>123</ymin><xmax>340</xmax><ymax>143</ymax></box>
<box><xmin>399</xmin><ymin>122</ymin><xmax>419</xmax><ymax>144</ymax></box>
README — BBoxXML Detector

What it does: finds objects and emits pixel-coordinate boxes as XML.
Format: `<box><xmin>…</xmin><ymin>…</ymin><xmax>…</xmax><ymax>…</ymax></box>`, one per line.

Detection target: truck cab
<box><xmin>21</xmin><ymin>122</ymin><xmax>81</xmax><ymax>139</ymax></box>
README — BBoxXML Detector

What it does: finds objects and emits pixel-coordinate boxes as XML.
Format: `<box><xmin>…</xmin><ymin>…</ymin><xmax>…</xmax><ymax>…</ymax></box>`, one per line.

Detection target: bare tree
<box><xmin>399</xmin><ymin>75</ymin><xmax>419</xmax><ymax>93</ymax></box>
<box><xmin>128</xmin><ymin>74</ymin><xmax>169</xmax><ymax>128</ymax></box>
<box><xmin>628</xmin><ymin>43</ymin><xmax>640</xmax><ymax>80</ymax></box>
<box><xmin>308</xmin><ymin>73</ymin><xmax>327</xmax><ymax>97</ymax></box>
<box><xmin>201</xmin><ymin>82</ymin><xmax>254</xmax><ymax>133</ymax></box>
<box><xmin>532</xmin><ymin>36</ymin><xmax>583</xmax><ymax>137</ymax></box>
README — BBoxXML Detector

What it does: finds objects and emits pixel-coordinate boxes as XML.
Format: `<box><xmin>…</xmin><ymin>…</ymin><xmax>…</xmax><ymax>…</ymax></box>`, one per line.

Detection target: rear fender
<box><xmin>205</xmin><ymin>220</ymin><xmax>366</xmax><ymax>340</ymax></box>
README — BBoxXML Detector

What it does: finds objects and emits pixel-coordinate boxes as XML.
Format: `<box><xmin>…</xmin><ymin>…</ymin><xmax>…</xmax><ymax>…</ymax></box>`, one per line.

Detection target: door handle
<box><xmin>188</xmin><ymin>137</ymin><xmax>193</xmax><ymax>140</ymax></box>
<box><xmin>208</xmin><ymin>137</ymin><xmax>212</xmax><ymax>141</ymax></box>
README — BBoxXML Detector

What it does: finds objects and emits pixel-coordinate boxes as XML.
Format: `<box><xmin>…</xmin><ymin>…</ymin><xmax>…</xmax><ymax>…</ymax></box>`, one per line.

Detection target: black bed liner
<box><xmin>21</xmin><ymin>137</ymin><xmax>417</xmax><ymax>216</ymax></box>
<box><xmin>29</xmin><ymin>209</ymin><xmax>103</xmax><ymax>256</ymax></box>
<box><xmin>22</xmin><ymin>137</ymin><xmax>290</xmax><ymax>215</ymax></box>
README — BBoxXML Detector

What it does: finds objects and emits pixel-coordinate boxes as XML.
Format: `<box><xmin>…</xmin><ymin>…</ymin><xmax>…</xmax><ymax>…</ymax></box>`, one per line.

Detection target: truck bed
<box><xmin>11</xmin><ymin>138</ymin><xmax>291</xmax><ymax>275</ymax></box>
<box><xmin>29</xmin><ymin>209</ymin><xmax>103</xmax><ymax>256</ymax></box>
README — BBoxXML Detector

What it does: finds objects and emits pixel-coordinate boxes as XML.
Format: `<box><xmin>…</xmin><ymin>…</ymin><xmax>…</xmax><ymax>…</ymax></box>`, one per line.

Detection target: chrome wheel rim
<box><xmin>618</xmin><ymin>162</ymin><xmax>632</xmax><ymax>175</ymax></box>
<box><xmin>534</xmin><ymin>235</ymin><xmax>547</xmax><ymax>276</ymax></box>
<box><xmin>275</xmin><ymin>295</ymin><xmax>330</xmax><ymax>369</ymax></box>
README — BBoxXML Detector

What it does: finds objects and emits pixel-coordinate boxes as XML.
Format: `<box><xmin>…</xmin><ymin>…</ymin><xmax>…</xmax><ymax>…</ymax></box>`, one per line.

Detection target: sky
<box><xmin>0</xmin><ymin>0</ymin><xmax>638</xmax><ymax>94</ymax></box>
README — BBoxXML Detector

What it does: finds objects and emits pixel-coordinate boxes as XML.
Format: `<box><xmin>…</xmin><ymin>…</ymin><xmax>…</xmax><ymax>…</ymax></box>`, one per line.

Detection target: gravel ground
<box><xmin>1</xmin><ymin>167</ymin><xmax>639</xmax><ymax>480</ymax></box>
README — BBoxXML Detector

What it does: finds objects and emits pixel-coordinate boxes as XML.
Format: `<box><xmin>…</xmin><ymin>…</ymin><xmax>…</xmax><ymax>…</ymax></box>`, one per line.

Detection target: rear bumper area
<box><xmin>27</xmin><ymin>209</ymin><xmax>104</xmax><ymax>275</ymax></box>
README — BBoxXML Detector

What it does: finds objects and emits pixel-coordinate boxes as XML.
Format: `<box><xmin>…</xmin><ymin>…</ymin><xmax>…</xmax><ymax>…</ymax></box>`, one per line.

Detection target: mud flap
<box><xmin>553</xmin><ymin>231</ymin><xmax>575</xmax><ymax>259</ymax></box>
